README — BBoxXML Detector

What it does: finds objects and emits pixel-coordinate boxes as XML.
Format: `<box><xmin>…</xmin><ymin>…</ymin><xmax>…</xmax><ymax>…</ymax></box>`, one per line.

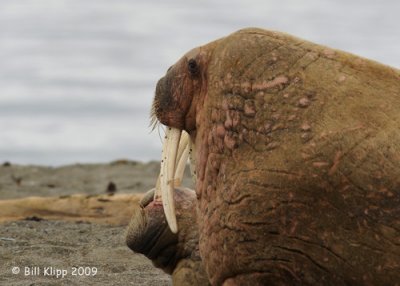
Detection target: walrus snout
<box><xmin>153</xmin><ymin>76</ymin><xmax>184</xmax><ymax>129</ymax></box>
<box><xmin>152</xmin><ymin>66</ymin><xmax>190</xmax><ymax>130</ymax></box>
<box><xmin>152</xmin><ymin>47</ymin><xmax>212</xmax><ymax>132</ymax></box>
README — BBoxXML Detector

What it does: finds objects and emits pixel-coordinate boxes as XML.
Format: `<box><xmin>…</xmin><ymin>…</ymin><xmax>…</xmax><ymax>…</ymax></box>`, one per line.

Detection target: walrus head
<box><xmin>152</xmin><ymin>47</ymin><xmax>212</xmax><ymax>131</ymax></box>
<box><xmin>151</xmin><ymin>28</ymin><xmax>286</xmax><ymax>232</ymax></box>
<box><xmin>150</xmin><ymin>41</ymin><xmax>221</xmax><ymax>232</ymax></box>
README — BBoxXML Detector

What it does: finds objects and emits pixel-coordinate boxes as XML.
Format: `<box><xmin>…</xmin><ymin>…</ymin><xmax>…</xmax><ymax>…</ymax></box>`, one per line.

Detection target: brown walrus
<box><xmin>140</xmin><ymin>28</ymin><xmax>400</xmax><ymax>285</ymax></box>
<box><xmin>126</xmin><ymin>187</ymin><xmax>209</xmax><ymax>285</ymax></box>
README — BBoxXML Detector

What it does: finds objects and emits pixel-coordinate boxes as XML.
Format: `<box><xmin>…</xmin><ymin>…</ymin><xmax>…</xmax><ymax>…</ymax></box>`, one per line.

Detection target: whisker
<box><xmin>149</xmin><ymin>99</ymin><xmax>160</xmax><ymax>132</ymax></box>
<box><xmin>149</xmin><ymin>116</ymin><xmax>158</xmax><ymax>131</ymax></box>
<box><xmin>157</xmin><ymin>124</ymin><xmax>165</xmax><ymax>143</ymax></box>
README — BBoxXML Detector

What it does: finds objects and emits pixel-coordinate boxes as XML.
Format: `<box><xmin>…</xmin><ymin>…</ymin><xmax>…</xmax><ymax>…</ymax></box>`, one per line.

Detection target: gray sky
<box><xmin>0</xmin><ymin>0</ymin><xmax>399</xmax><ymax>165</ymax></box>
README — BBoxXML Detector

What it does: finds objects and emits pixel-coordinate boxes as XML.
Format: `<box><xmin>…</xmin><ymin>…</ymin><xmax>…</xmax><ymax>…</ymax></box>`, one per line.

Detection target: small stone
<box><xmin>272</xmin><ymin>123</ymin><xmax>285</xmax><ymax>131</ymax></box>
<box><xmin>300</xmin><ymin>123</ymin><xmax>311</xmax><ymax>131</ymax></box>
<box><xmin>271</xmin><ymin>112</ymin><xmax>280</xmax><ymax>121</ymax></box>
<box><xmin>24</xmin><ymin>216</ymin><xmax>44</xmax><ymax>222</ymax></box>
<box><xmin>298</xmin><ymin>97</ymin><xmax>311</xmax><ymax>108</ymax></box>
<box><xmin>264</xmin><ymin>123</ymin><xmax>272</xmax><ymax>133</ymax></box>
<box><xmin>106</xmin><ymin>182</ymin><xmax>117</xmax><ymax>193</ymax></box>
<box><xmin>0</xmin><ymin>237</ymin><xmax>16</xmax><ymax>242</ymax></box>
<box><xmin>301</xmin><ymin>133</ymin><xmax>313</xmax><ymax>142</ymax></box>
<box><xmin>266</xmin><ymin>141</ymin><xmax>279</xmax><ymax>150</ymax></box>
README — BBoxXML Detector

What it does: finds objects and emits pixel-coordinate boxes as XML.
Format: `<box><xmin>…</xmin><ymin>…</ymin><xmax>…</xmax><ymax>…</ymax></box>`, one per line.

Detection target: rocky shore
<box><xmin>0</xmin><ymin>160</ymin><xmax>193</xmax><ymax>285</ymax></box>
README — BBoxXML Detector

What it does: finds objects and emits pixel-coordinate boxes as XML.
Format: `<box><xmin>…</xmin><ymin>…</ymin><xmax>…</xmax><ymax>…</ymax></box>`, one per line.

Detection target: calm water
<box><xmin>0</xmin><ymin>0</ymin><xmax>399</xmax><ymax>165</ymax></box>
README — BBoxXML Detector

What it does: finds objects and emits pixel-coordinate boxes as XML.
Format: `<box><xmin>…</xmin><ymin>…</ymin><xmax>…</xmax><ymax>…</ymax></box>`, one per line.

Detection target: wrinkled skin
<box><xmin>126</xmin><ymin>187</ymin><xmax>209</xmax><ymax>285</ymax></box>
<box><xmin>153</xmin><ymin>28</ymin><xmax>400</xmax><ymax>285</ymax></box>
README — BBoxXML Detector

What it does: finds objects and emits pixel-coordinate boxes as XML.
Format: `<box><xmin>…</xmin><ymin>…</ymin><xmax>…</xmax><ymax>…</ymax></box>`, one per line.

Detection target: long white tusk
<box><xmin>189</xmin><ymin>137</ymin><xmax>197</xmax><ymax>184</ymax></box>
<box><xmin>160</xmin><ymin>127</ymin><xmax>182</xmax><ymax>233</ymax></box>
<box><xmin>174</xmin><ymin>132</ymin><xmax>190</xmax><ymax>187</ymax></box>
<box><xmin>176</xmin><ymin>131</ymin><xmax>189</xmax><ymax>170</ymax></box>
<box><xmin>154</xmin><ymin>176</ymin><xmax>161</xmax><ymax>201</ymax></box>
<box><xmin>154</xmin><ymin>131</ymin><xmax>189</xmax><ymax>199</ymax></box>
<box><xmin>153</xmin><ymin>132</ymin><xmax>168</xmax><ymax>201</ymax></box>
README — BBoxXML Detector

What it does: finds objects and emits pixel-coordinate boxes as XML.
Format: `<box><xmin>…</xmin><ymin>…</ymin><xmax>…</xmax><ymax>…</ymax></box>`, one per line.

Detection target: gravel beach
<box><xmin>0</xmin><ymin>160</ymin><xmax>193</xmax><ymax>285</ymax></box>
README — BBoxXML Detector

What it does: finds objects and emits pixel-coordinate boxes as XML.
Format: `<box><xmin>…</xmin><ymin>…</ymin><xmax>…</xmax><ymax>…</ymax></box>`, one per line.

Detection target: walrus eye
<box><xmin>188</xmin><ymin>59</ymin><xmax>199</xmax><ymax>75</ymax></box>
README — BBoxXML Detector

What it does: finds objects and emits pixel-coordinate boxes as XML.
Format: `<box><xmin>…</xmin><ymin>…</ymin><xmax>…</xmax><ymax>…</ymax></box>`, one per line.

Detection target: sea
<box><xmin>0</xmin><ymin>0</ymin><xmax>399</xmax><ymax>165</ymax></box>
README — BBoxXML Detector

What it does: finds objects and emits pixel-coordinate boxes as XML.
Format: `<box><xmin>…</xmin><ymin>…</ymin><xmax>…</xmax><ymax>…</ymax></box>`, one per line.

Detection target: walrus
<box><xmin>141</xmin><ymin>28</ymin><xmax>400</xmax><ymax>285</ymax></box>
<box><xmin>126</xmin><ymin>187</ymin><xmax>209</xmax><ymax>285</ymax></box>
<box><xmin>126</xmin><ymin>133</ymin><xmax>208</xmax><ymax>285</ymax></box>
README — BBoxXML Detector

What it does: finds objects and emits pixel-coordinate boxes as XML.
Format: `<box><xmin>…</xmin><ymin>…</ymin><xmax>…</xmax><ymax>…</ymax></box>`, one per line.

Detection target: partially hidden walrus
<box><xmin>126</xmin><ymin>132</ymin><xmax>209</xmax><ymax>285</ymax></box>
<box><xmin>127</xmin><ymin>28</ymin><xmax>400</xmax><ymax>285</ymax></box>
<box><xmin>126</xmin><ymin>186</ymin><xmax>209</xmax><ymax>285</ymax></box>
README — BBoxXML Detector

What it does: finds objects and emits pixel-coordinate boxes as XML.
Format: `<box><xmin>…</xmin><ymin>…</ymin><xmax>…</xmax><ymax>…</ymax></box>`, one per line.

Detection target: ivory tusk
<box><xmin>189</xmin><ymin>137</ymin><xmax>197</xmax><ymax>184</ymax></box>
<box><xmin>174</xmin><ymin>132</ymin><xmax>190</xmax><ymax>187</ymax></box>
<box><xmin>160</xmin><ymin>127</ymin><xmax>181</xmax><ymax>233</ymax></box>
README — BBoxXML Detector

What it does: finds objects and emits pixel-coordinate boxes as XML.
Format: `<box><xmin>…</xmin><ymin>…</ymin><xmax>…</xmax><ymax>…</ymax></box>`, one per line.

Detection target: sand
<box><xmin>0</xmin><ymin>160</ymin><xmax>194</xmax><ymax>285</ymax></box>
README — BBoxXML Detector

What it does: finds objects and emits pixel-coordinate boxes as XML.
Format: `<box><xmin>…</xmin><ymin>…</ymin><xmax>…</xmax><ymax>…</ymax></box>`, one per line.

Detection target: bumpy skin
<box><xmin>154</xmin><ymin>28</ymin><xmax>400</xmax><ymax>285</ymax></box>
<box><xmin>126</xmin><ymin>188</ymin><xmax>209</xmax><ymax>285</ymax></box>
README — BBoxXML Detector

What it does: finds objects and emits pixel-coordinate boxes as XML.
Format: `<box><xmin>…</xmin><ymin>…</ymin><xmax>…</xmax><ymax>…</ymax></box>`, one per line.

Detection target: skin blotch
<box><xmin>251</xmin><ymin>75</ymin><xmax>289</xmax><ymax>91</ymax></box>
<box><xmin>244</xmin><ymin>100</ymin><xmax>256</xmax><ymax>117</ymax></box>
